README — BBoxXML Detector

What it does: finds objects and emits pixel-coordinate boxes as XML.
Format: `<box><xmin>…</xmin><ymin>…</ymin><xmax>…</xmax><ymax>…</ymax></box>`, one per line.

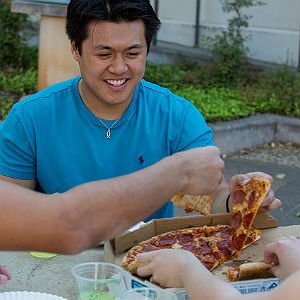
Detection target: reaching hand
<box><xmin>0</xmin><ymin>266</ymin><xmax>11</xmax><ymax>285</ymax></box>
<box><xmin>229</xmin><ymin>172</ymin><xmax>281</xmax><ymax>212</ymax></box>
<box><xmin>136</xmin><ymin>249</ymin><xmax>203</xmax><ymax>288</ymax></box>
<box><xmin>264</xmin><ymin>236</ymin><xmax>300</xmax><ymax>279</ymax></box>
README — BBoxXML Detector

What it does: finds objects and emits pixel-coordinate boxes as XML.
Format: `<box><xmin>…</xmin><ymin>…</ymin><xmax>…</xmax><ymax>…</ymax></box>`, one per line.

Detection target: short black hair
<box><xmin>66</xmin><ymin>0</ymin><xmax>161</xmax><ymax>54</ymax></box>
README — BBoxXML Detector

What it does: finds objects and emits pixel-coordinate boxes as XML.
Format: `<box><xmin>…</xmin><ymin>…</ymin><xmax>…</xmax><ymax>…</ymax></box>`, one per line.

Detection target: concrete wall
<box><xmin>155</xmin><ymin>0</ymin><xmax>300</xmax><ymax>67</ymax></box>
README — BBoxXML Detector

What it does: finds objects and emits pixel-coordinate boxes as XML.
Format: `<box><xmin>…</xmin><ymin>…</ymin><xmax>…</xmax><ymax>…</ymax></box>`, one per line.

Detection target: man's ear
<box><xmin>71</xmin><ymin>41</ymin><xmax>80</xmax><ymax>61</ymax></box>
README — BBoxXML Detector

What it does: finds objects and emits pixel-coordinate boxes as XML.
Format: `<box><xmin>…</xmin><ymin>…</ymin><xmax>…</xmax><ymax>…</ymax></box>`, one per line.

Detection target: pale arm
<box><xmin>137</xmin><ymin>250</ymin><xmax>300</xmax><ymax>300</ymax></box>
<box><xmin>186</xmin><ymin>267</ymin><xmax>300</xmax><ymax>300</ymax></box>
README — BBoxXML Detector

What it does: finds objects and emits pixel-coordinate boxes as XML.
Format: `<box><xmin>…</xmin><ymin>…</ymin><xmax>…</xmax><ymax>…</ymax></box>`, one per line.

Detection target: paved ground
<box><xmin>175</xmin><ymin>145</ymin><xmax>300</xmax><ymax>227</ymax></box>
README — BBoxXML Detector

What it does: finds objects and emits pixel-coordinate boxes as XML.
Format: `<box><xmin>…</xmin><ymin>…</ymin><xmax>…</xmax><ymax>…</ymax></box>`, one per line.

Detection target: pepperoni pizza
<box><xmin>122</xmin><ymin>176</ymin><xmax>271</xmax><ymax>279</ymax></box>
<box><xmin>122</xmin><ymin>225</ymin><xmax>261</xmax><ymax>274</ymax></box>
<box><xmin>230</xmin><ymin>176</ymin><xmax>271</xmax><ymax>257</ymax></box>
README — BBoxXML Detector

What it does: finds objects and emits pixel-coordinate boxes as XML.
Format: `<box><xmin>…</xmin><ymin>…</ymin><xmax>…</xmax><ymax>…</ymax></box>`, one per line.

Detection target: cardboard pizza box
<box><xmin>104</xmin><ymin>213</ymin><xmax>300</xmax><ymax>297</ymax></box>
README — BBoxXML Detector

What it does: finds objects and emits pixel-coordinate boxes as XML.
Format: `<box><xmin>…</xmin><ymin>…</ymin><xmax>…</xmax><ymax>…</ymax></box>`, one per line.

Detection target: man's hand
<box><xmin>264</xmin><ymin>236</ymin><xmax>300</xmax><ymax>279</ymax></box>
<box><xmin>0</xmin><ymin>266</ymin><xmax>11</xmax><ymax>285</ymax></box>
<box><xmin>229</xmin><ymin>172</ymin><xmax>281</xmax><ymax>212</ymax></box>
<box><xmin>175</xmin><ymin>146</ymin><xmax>224</xmax><ymax>196</ymax></box>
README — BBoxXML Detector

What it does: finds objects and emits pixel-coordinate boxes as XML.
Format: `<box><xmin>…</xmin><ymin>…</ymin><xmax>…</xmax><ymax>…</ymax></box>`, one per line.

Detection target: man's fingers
<box><xmin>230</xmin><ymin>174</ymin><xmax>250</xmax><ymax>188</ymax></box>
<box><xmin>245</xmin><ymin>172</ymin><xmax>273</xmax><ymax>183</ymax></box>
<box><xmin>268</xmin><ymin>198</ymin><xmax>281</xmax><ymax>211</ymax></box>
<box><xmin>259</xmin><ymin>198</ymin><xmax>281</xmax><ymax>212</ymax></box>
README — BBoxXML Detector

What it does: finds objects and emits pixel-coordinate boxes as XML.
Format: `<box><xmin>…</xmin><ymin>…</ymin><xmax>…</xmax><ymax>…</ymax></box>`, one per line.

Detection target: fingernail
<box><xmin>0</xmin><ymin>274</ymin><xmax>8</xmax><ymax>283</ymax></box>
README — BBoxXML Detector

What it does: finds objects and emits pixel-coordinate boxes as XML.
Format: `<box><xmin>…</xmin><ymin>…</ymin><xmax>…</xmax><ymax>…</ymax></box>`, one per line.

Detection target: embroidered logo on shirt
<box><xmin>138</xmin><ymin>155</ymin><xmax>144</xmax><ymax>165</ymax></box>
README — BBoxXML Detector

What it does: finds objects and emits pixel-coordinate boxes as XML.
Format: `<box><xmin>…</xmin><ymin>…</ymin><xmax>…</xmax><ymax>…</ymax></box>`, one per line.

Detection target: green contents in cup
<box><xmin>79</xmin><ymin>291</ymin><xmax>116</xmax><ymax>300</ymax></box>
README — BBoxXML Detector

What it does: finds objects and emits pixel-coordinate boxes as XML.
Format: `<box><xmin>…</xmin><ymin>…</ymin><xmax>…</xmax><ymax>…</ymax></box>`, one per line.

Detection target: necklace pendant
<box><xmin>106</xmin><ymin>129</ymin><xmax>111</xmax><ymax>139</ymax></box>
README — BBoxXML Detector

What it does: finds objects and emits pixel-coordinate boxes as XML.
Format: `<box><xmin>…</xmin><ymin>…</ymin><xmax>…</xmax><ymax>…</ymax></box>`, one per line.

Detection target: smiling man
<box><xmin>0</xmin><ymin>0</ymin><xmax>280</xmax><ymax>221</ymax></box>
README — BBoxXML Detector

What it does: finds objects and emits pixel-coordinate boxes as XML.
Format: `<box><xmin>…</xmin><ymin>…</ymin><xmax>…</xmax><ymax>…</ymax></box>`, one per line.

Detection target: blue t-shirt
<box><xmin>0</xmin><ymin>77</ymin><xmax>213</xmax><ymax>221</ymax></box>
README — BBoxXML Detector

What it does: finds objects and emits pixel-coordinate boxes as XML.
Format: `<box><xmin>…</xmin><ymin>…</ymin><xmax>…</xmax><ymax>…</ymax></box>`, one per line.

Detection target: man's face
<box><xmin>72</xmin><ymin>19</ymin><xmax>148</xmax><ymax>113</ymax></box>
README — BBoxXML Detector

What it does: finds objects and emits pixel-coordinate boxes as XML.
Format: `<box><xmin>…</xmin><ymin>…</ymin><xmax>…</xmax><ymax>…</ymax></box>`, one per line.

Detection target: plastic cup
<box><xmin>71</xmin><ymin>262</ymin><xmax>126</xmax><ymax>300</ymax></box>
<box><xmin>120</xmin><ymin>288</ymin><xmax>177</xmax><ymax>300</ymax></box>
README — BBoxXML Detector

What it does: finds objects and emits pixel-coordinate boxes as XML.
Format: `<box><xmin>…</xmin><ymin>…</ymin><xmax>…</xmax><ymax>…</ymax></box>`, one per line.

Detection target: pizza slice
<box><xmin>122</xmin><ymin>230</ymin><xmax>186</xmax><ymax>274</ymax></box>
<box><xmin>171</xmin><ymin>194</ymin><xmax>212</xmax><ymax>215</ymax></box>
<box><xmin>226</xmin><ymin>262</ymin><xmax>274</xmax><ymax>281</ymax></box>
<box><xmin>230</xmin><ymin>176</ymin><xmax>271</xmax><ymax>258</ymax></box>
<box><xmin>121</xmin><ymin>224</ymin><xmax>261</xmax><ymax>276</ymax></box>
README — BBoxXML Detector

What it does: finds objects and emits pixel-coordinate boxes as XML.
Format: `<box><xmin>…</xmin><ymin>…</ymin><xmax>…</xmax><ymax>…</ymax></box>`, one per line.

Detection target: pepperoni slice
<box><xmin>178</xmin><ymin>233</ymin><xmax>194</xmax><ymax>244</ymax></box>
<box><xmin>248</xmin><ymin>191</ymin><xmax>256</xmax><ymax>209</ymax></box>
<box><xmin>154</xmin><ymin>235</ymin><xmax>176</xmax><ymax>247</ymax></box>
<box><xmin>243</xmin><ymin>212</ymin><xmax>255</xmax><ymax>229</ymax></box>
<box><xmin>217</xmin><ymin>240</ymin><xmax>234</xmax><ymax>258</ymax></box>
<box><xmin>230</xmin><ymin>211</ymin><xmax>242</xmax><ymax>229</ymax></box>
<box><xmin>181</xmin><ymin>243</ymin><xmax>196</xmax><ymax>252</ymax></box>
<box><xmin>232</xmin><ymin>190</ymin><xmax>246</xmax><ymax>204</ymax></box>
<box><xmin>198</xmin><ymin>239</ymin><xmax>209</xmax><ymax>248</ymax></box>
<box><xmin>196</xmin><ymin>247</ymin><xmax>211</xmax><ymax>255</ymax></box>
<box><xmin>232</xmin><ymin>233</ymin><xmax>246</xmax><ymax>251</ymax></box>
<box><xmin>219</xmin><ymin>227</ymin><xmax>234</xmax><ymax>239</ymax></box>
<box><xmin>212</xmin><ymin>251</ymin><xmax>221</xmax><ymax>260</ymax></box>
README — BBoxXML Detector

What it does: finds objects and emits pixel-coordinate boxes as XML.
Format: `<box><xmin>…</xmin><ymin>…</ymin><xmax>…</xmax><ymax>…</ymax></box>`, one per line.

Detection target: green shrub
<box><xmin>0</xmin><ymin>67</ymin><xmax>37</xmax><ymax>95</ymax></box>
<box><xmin>0</xmin><ymin>94</ymin><xmax>15</xmax><ymax>120</ymax></box>
<box><xmin>0</xmin><ymin>68</ymin><xmax>37</xmax><ymax>119</ymax></box>
<box><xmin>174</xmin><ymin>86</ymin><xmax>251</xmax><ymax>122</ymax></box>
<box><xmin>0</xmin><ymin>0</ymin><xmax>38</xmax><ymax>70</ymax></box>
<box><xmin>206</xmin><ymin>0</ymin><xmax>265</xmax><ymax>85</ymax></box>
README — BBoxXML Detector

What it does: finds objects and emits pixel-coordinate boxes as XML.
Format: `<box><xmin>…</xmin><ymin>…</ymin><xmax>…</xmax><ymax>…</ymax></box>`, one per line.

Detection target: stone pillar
<box><xmin>38</xmin><ymin>15</ymin><xmax>79</xmax><ymax>90</ymax></box>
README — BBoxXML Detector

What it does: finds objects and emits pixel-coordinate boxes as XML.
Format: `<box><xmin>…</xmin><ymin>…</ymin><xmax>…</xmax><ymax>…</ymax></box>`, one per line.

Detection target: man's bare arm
<box><xmin>0</xmin><ymin>174</ymin><xmax>36</xmax><ymax>189</ymax></box>
<box><xmin>0</xmin><ymin>146</ymin><xmax>224</xmax><ymax>254</ymax></box>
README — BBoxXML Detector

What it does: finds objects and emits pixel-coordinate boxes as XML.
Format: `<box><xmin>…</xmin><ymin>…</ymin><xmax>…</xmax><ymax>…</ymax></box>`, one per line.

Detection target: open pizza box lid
<box><xmin>104</xmin><ymin>212</ymin><xmax>295</xmax><ymax>295</ymax></box>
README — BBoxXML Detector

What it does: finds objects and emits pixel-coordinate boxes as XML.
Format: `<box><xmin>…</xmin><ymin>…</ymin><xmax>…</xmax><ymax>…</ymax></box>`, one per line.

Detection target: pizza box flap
<box><xmin>111</xmin><ymin>212</ymin><xmax>277</xmax><ymax>255</ymax></box>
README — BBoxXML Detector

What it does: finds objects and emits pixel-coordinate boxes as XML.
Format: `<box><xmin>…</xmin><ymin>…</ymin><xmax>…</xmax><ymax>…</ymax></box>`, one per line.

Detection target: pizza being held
<box><xmin>230</xmin><ymin>176</ymin><xmax>271</xmax><ymax>257</ymax></box>
<box><xmin>171</xmin><ymin>194</ymin><xmax>212</xmax><ymax>215</ymax></box>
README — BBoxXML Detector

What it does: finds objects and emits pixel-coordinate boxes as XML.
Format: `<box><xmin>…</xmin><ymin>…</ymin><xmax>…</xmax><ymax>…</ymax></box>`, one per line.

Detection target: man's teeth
<box><xmin>106</xmin><ymin>79</ymin><xmax>126</xmax><ymax>86</ymax></box>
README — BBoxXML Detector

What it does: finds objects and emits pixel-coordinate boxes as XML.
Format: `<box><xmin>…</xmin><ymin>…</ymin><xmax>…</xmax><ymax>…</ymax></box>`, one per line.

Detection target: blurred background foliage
<box><xmin>0</xmin><ymin>0</ymin><xmax>299</xmax><ymax>122</ymax></box>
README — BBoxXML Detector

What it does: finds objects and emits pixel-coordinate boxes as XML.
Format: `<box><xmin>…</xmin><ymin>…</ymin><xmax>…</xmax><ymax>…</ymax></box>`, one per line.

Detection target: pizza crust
<box><xmin>171</xmin><ymin>194</ymin><xmax>212</xmax><ymax>215</ymax></box>
<box><xmin>227</xmin><ymin>262</ymin><xmax>274</xmax><ymax>281</ymax></box>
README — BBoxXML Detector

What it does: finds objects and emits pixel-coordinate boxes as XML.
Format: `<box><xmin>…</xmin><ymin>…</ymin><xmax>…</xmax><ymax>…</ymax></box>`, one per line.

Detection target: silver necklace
<box><xmin>80</xmin><ymin>81</ymin><xmax>121</xmax><ymax>139</ymax></box>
